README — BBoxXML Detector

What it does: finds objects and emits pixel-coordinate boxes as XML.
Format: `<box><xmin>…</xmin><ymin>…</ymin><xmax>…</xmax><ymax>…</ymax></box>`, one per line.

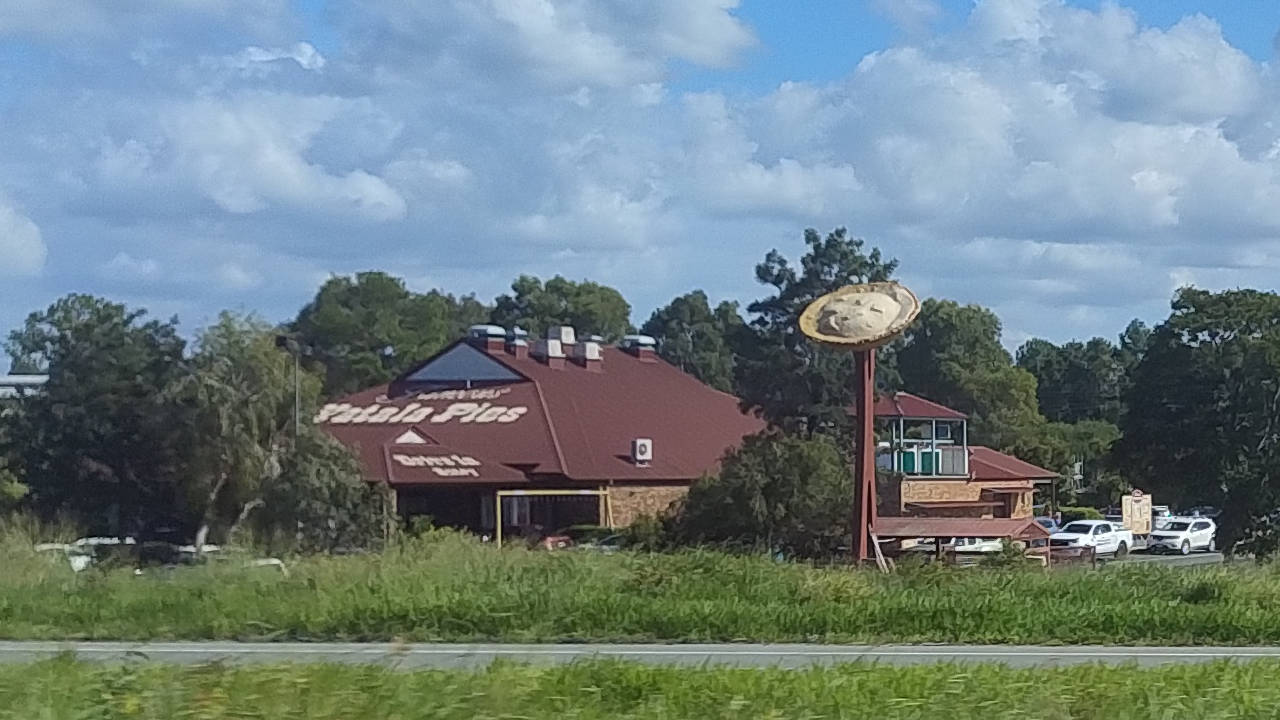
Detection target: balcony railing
<box><xmin>878</xmin><ymin>442</ymin><xmax>968</xmax><ymax>477</ymax></box>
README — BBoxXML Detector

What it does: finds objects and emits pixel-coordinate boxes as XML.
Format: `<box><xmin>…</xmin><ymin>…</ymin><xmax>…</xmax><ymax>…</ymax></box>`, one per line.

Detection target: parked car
<box><xmin>906</xmin><ymin>537</ymin><xmax>1004</xmax><ymax>553</ymax></box>
<box><xmin>1034</xmin><ymin>516</ymin><xmax>1060</xmax><ymax>533</ymax></box>
<box><xmin>1050</xmin><ymin>520</ymin><xmax>1133</xmax><ymax>557</ymax></box>
<box><xmin>1148</xmin><ymin>517</ymin><xmax>1216</xmax><ymax>555</ymax></box>
<box><xmin>1183</xmin><ymin>505</ymin><xmax>1221</xmax><ymax>519</ymax></box>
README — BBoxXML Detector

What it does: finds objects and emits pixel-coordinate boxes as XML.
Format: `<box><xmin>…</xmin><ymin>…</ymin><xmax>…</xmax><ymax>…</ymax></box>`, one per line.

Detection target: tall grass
<box><xmin>5</xmin><ymin>658</ymin><xmax>1280</xmax><ymax>719</ymax></box>
<box><xmin>4</xmin><ymin>526</ymin><xmax>1280</xmax><ymax>644</ymax></box>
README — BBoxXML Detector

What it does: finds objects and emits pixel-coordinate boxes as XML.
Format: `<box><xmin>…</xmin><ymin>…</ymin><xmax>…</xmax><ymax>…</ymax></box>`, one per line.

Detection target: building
<box><xmin>872</xmin><ymin>391</ymin><xmax>1057</xmax><ymax>519</ymax></box>
<box><xmin>317</xmin><ymin>325</ymin><xmax>765</xmax><ymax>538</ymax></box>
<box><xmin>0</xmin><ymin>374</ymin><xmax>46</xmax><ymax>400</ymax></box>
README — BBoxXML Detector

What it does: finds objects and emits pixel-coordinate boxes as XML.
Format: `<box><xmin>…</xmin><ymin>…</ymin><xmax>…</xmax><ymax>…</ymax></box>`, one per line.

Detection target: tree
<box><xmin>670</xmin><ymin>431</ymin><xmax>851</xmax><ymax>559</ymax></box>
<box><xmin>4</xmin><ymin>295</ymin><xmax>190</xmax><ymax>536</ymax></box>
<box><xmin>640</xmin><ymin>291</ymin><xmax>743</xmax><ymax>392</ymax></box>
<box><xmin>174</xmin><ymin>313</ymin><xmax>383</xmax><ymax>551</ymax></box>
<box><xmin>1116</xmin><ymin>288</ymin><xmax>1280</xmax><ymax>555</ymax></box>
<box><xmin>734</xmin><ymin>228</ymin><xmax>898</xmax><ymax>436</ymax></box>
<box><xmin>489</xmin><ymin>275</ymin><xmax>632</xmax><ymax>340</ymax></box>
<box><xmin>1016</xmin><ymin>337</ymin><xmax>1125</xmax><ymax>424</ymax></box>
<box><xmin>293</xmin><ymin>272</ymin><xmax>489</xmax><ymax>398</ymax></box>
<box><xmin>895</xmin><ymin>299</ymin><xmax>1058</xmax><ymax>465</ymax></box>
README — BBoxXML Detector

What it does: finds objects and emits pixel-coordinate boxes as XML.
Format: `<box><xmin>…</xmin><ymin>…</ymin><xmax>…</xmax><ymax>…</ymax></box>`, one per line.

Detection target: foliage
<box><xmin>6</xmin><ymin>531</ymin><xmax>1280</xmax><ymax>646</ymax></box>
<box><xmin>639</xmin><ymin>290</ymin><xmax>743</xmax><ymax>392</ymax></box>
<box><xmin>0</xmin><ymin>466</ymin><xmax>28</xmax><ymax>513</ymax></box>
<box><xmin>1117</xmin><ymin>288</ymin><xmax>1280</xmax><ymax>555</ymax></box>
<box><xmin>979</xmin><ymin>539</ymin><xmax>1033</xmax><ymax>569</ymax></box>
<box><xmin>1058</xmin><ymin>506</ymin><xmax>1104</xmax><ymax>523</ymax></box>
<box><xmin>4</xmin><ymin>295</ymin><xmax>190</xmax><ymax>537</ymax></box>
<box><xmin>292</xmin><ymin>271</ymin><xmax>488</xmax><ymax>397</ymax></box>
<box><xmin>1017</xmin><ymin>337</ymin><xmax>1126</xmax><ymax>424</ymax></box>
<box><xmin>255</xmin><ymin>428</ymin><xmax>388</xmax><ymax>553</ymax></box>
<box><xmin>489</xmin><ymin>274</ymin><xmax>632</xmax><ymax>341</ymax></box>
<box><xmin>734</xmin><ymin>227</ymin><xmax>897</xmax><ymax>436</ymax></box>
<box><xmin>9</xmin><ymin>657</ymin><xmax>1280</xmax><ymax>720</ymax></box>
<box><xmin>670</xmin><ymin>431</ymin><xmax>852</xmax><ymax>558</ymax></box>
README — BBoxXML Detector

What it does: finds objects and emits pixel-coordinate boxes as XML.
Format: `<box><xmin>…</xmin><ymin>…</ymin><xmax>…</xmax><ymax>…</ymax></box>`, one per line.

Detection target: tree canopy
<box><xmin>1116</xmin><ymin>287</ymin><xmax>1280</xmax><ymax>554</ymax></box>
<box><xmin>489</xmin><ymin>275</ymin><xmax>632</xmax><ymax>341</ymax></box>
<box><xmin>639</xmin><ymin>291</ymin><xmax>743</xmax><ymax>392</ymax></box>
<box><xmin>292</xmin><ymin>271</ymin><xmax>488</xmax><ymax>398</ymax></box>
<box><xmin>734</xmin><ymin>227</ymin><xmax>897</xmax><ymax>436</ymax></box>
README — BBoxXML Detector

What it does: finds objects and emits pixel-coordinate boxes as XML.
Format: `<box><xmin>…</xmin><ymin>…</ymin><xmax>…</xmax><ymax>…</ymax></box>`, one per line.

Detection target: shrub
<box><xmin>1059</xmin><ymin>506</ymin><xmax>1103</xmax><ymax>523</ymax></box>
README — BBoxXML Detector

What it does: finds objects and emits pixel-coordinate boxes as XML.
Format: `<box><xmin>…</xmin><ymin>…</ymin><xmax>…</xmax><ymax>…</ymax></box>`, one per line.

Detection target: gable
<box><xmin>401</xmin><ymin>343</ymin><xmax>524</xmax><ymax>386</ymax></box>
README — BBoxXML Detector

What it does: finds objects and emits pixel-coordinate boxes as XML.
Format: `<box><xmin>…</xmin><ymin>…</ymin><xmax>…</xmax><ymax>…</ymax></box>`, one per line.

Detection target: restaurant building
<box><xmin>317</xmin><ymin>325</ymin><xmax>765</xmax><ymax>538</ymax></box>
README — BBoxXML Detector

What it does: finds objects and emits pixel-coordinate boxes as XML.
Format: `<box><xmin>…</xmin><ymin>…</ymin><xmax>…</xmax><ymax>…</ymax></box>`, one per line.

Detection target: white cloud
<box><xmin>160</xmin><ymin>94</ymin><xmax>407</xmax><ymax>221</ymax></box>
<box><xmin>101</xmin><ymin>252</ymin><xmax>161</xmax><ymax>279</ymax></box>
<box><xmin>0</xmin><ymin>199</ymin><xmax>45</xmax><ymax>276</ymax></box>
<box><xmin>216</xmin><ymin>261</ymin><xmax>262</xmax><ymax>290</ymax></box>
<box><xmin>206</xmin><ymin>43</ymin><xmax>327</xmax><ymax>75</ymax></box>
<box><xmin>872</xmin><ymin>0</ymin><xmax>943</xmax><ymax>35</ymax></box>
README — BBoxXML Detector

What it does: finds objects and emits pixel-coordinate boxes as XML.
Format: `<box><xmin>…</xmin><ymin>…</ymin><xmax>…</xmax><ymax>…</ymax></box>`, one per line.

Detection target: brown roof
<box><xmin>874</xmin><ymin>516</ymin><xmax>1050</xmax><ymax>540</ymax></box>
<box><xmin>872</xmin><ymin>392</ymin><xmax>968</xmax><ymax>420</ymax></box>
<box><xmin>383</xmin><ymin>443</ymin><xmax>529</xmax><ymax>485</ymax></box>
<box><xmin>321</xmin><ymin>339</ymin><xmax>766</xmax><ymax>484</ymax></box>
<box><xmin>904</xmin><ymin>500</ymin><xmax>1003</xmax><ymax>509</ymax></box>
<box><xmin>969</xmin><ymin>446</ymin><xmax>1058</xmax><ymax>481</ymax></box>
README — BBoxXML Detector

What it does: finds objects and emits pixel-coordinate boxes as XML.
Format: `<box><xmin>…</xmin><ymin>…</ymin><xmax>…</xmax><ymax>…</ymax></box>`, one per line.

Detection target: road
<box><xmin>1119</xmin><ymin>551</ymin><xmax>1225</xmax><ymax>567</ymax></box>
<box><xmin>3</xmin><ymin>641</ymin><xmax>1280</xmax><ymax>669</ymax></box>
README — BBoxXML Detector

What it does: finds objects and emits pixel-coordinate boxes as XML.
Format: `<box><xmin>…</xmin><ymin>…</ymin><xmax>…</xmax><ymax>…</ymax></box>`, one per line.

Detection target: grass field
<box><xmin>5</xmin><ymin>657</ymin><xmax>1280</xmax><ymax>719</ymax></box>
<box><xmin>4</xmin><ymin>527</ymin><xmax>1280</xmax><ymax>645</ymax></box>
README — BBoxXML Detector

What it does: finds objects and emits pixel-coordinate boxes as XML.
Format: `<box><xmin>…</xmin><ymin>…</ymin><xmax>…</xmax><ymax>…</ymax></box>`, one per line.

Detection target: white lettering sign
<box><xmin>391</xmin><ymin>453</ymin><xmax>482</xmax><ymax>478</ymax></box>
<box><xmin>315</xmin><ymin>402</ymin><xmax>529</xmax><ymax>426</ymax></box>
<box><xmin>416</xmin><ymin>387</ymin><xmax>512</xmax><ymax>401</ymax></box>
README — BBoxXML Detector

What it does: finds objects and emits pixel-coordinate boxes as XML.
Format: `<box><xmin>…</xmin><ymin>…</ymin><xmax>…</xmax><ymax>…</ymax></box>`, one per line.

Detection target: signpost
<box><xmin>798</xmin><ymin>282</ymin><xmax>921</xmax><ymax>564</ymax></box>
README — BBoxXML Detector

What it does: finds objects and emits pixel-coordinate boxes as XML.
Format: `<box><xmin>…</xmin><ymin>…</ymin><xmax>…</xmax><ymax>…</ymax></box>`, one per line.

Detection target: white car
<box><xmin>906</xmin><ymin>537</ymin><xmax>1004</xmax><ymax>553</ymax></box>
<box><xmin>1148</xmin><ymin>517</ymin><xmax>1216</xmax><ymax>555</ymax></box>
<box><xmin>1050</xmin><ymin>520</ymin><xmax>1134</xmax><ymax>557</ymax></box>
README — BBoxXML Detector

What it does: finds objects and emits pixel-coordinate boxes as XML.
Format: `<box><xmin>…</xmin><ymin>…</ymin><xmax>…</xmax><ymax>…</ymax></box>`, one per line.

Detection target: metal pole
<box><xmin>293</xmin><ymin>349</ymin><xmax>300</xmax><ymax>445</ymax></box>
<box><xmin>853</xmin><ymin>349</ymin><xmax>878</xmax><ymax>564</ymax></box>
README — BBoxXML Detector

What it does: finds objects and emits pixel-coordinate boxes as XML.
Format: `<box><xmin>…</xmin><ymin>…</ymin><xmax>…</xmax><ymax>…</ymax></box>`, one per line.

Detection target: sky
<box><xmin>3</xmin><ymin>0</ymin><xmax>1280</xmax><ymax>364</ymax></box>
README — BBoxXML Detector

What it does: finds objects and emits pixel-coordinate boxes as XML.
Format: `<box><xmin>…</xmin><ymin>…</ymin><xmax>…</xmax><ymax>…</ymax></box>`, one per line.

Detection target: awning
<box><xmin>382</xmin><ymin>443</ymin><xmax>529</xmax><ymax>485</ymax></box>
<box><xmin>873</xmin><ymin>516</ymin><xmax>1050</xmax><ymax>541</ymax></box>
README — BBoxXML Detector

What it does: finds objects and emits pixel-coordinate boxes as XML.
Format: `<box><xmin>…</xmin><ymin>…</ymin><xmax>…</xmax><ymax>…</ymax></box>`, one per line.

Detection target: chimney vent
<box><xmin>468</xmin><ymin>324</ymin><xmax>506</xmax><ymax>353</ymax></box>
<box><xmin>574</xmin><ymin>338</ymin><xmax>603</xmax><ymax>368</ymax></box>
<box><xmin>506</xmin><ymin>327</ymin><xmax>530</xmax><ymax>359</ymax></box>
<box><xmin>621</xmin><ymin>334</ymin><xmax>658</xmax><ymax>362</ymax></box>
<box><xmin>547</xmin><ymin>325</ymin><xmax>576</xmax><ymax>346</ymax></box>
<box><xmin>631</xmin><ymin>438</ymin><xmax>654</xmax><ymax>466</ymax></box>
<box><xmin>534</xmin><ymin>338</ymin><xmax>566</xmax><ymax>368</ymax></box>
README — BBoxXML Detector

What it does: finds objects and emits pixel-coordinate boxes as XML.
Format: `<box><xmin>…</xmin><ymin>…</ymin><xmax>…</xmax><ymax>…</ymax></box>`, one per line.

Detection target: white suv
<box><xmin>1148</xmin><ymin>517</ymin><xmax>1216</xmax><ymax>555</ymax></box>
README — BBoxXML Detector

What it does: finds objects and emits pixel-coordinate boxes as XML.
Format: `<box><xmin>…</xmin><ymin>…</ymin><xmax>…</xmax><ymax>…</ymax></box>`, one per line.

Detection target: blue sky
<box><xmin>4</xmin><ymin>0</ymin><xmax>1280</xmax><ymax>366</ymax></box>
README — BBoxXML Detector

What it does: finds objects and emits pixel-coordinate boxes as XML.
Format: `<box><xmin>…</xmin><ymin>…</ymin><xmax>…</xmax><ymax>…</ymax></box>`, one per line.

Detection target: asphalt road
<box><xmin>4</xmin><ymin>642</ymin><xmax>1280</xmax><ymax>669</ymax></box>
<box><xmin>1119</xmin><ymin>551</ymin><xmax>1226</xmax><ymax>567</ymax></box>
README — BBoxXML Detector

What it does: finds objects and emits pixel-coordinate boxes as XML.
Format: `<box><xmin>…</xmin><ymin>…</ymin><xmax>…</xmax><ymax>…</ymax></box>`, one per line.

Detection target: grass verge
<box><xmin>5</xmin><ymin>657</ymin><xmax>1280</xmax><ymax>719</ymax></box>
<box><xmin>3</xmin><ymin>529</ymin><xmax>1278</xmax><ymax>644</ymax></box>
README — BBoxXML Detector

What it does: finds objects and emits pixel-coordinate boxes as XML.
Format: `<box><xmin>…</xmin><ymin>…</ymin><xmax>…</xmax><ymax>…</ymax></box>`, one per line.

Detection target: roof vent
<box><xmin>621</xmin><ymin>334</ymin><xmax>657</xmax><ymax>362</ymax></box>
<box><xmin>534</xmin><ymin>338</ymin><xmax>566</xmax><ymax>368</ymax></box>
<box><xmin>547</xmin><ymin>325</ymin><xmax>576</xmax><ymax>345</ymax></box>
<box><xmin>468</xmin><ymin>324</ymin><xmax>507</xmax><ymax>353</ymax></box>
<box><xmin>574</xmin><ymin>339</ymin><xmax>603</xmax><ymax>367</ymax></box>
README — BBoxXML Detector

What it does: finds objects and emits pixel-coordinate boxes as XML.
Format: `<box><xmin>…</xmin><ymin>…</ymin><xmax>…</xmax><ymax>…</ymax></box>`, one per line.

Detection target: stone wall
<box><xmin>899</xmin><ymin>478</ymin><xmax>1035</xmax><ymax>518</ymax></box>
<box><xmin>608</xmin><ymin>484</ymin><xmax>688</xmax><ymax>527</ymax></box>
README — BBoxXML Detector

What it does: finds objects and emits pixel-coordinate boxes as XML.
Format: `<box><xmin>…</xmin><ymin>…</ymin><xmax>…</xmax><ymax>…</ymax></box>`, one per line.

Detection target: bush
<box><xmin>1059</xmin><ymin>506</ymin><xmax>1103</xmax><ymax>523</ymax></box>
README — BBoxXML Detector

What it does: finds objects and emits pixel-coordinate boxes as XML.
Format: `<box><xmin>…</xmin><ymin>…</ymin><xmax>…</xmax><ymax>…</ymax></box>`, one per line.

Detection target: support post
<box><xmin>853</xmin><ymin>349</ymin><xmax>878</xmax><ymax>564</ymax></box>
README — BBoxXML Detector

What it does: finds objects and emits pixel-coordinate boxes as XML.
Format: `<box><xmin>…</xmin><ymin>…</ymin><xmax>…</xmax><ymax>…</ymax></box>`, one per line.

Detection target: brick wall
<box><xmin>608</xmin><ymin>484</ymin><xmax>688</xmax><ymax>528</ymax></box>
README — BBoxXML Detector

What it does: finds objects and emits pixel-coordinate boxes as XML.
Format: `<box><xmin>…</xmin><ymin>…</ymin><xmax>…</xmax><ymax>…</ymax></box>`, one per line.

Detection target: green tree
<box><xmin>489</xmin><ymin>275</ymin><xmax>632</xmax><ymax>340</ymax></box>
<box><xmin>1116</xmin><ymin>288</ymin><xmax>1280</xmax><ymax>555</ymax></box>
<box><xmin>175</xmin><ymin>313</ymin><xmax>383</xmax><ymax>551</ymax></box>
<box><xmin>734</xmin><ymin>228</ymin><xmax>898</xmax><ymax>436</ymax></box>
<box><xmin>293</xmin><ymin>272</ymin><xmax>488</xmax><ymax>398</ymax></box>
<box><xmin>1016</xmin><ymin>337</ymin><xmax>1125</xmax><ymax>424</ymax></box>
<box><xmin>671</xmin><ymin>432</ymin><xmax>851</xmax><ymax>559</ymax></box>
<box><xmin>4</xmin><ymin>294</ymin><xmax>189</xmax><ymax>536</ymax></box>
<box><xmin>895</xmin><ymin>299</ymin><xmax>1058</xmax><ymax>466</ymax></box>
<box><xmin>640</xmin><ymin>291</ymin><xmax>743</xmax><ymax>392</ymax></box>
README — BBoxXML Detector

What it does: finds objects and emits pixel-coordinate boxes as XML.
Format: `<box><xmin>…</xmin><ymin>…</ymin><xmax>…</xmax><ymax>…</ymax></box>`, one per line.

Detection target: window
<box><xmin>1192</xmin><ymin>522</ymin><xmax>1211</xmax><ymax>532</ymax></box>
<box><xmin>1094</xmin><ymin>524</ymin><xmax>1110</xmax><ymax>535</ymax></box>
<box><xmin>501</xmin><ymin>496</ymin><xmax>531</xmax><ymax>527</ymax></box>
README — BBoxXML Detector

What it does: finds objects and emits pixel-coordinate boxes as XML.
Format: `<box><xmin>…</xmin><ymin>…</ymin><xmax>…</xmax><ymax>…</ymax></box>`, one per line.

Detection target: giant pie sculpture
<box><xmin>799</xmin><ymin>282</ymin><xmax>921</xmax><ymax>563</ymax></box>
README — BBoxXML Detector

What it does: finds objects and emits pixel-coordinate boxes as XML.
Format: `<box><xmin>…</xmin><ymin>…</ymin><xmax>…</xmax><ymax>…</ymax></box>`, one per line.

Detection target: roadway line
<box><xmin>4</xmin><ymin>642</ymin><xmax>1280</xmax><ymax>668</ymax></box>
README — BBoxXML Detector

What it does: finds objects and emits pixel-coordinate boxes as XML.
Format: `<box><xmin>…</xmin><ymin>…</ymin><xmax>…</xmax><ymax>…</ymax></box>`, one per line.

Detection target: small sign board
<box><xmin>1122</xmin><ymin>492</ymin><xmax>1152</xmax><ymax>535</ymax></box>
